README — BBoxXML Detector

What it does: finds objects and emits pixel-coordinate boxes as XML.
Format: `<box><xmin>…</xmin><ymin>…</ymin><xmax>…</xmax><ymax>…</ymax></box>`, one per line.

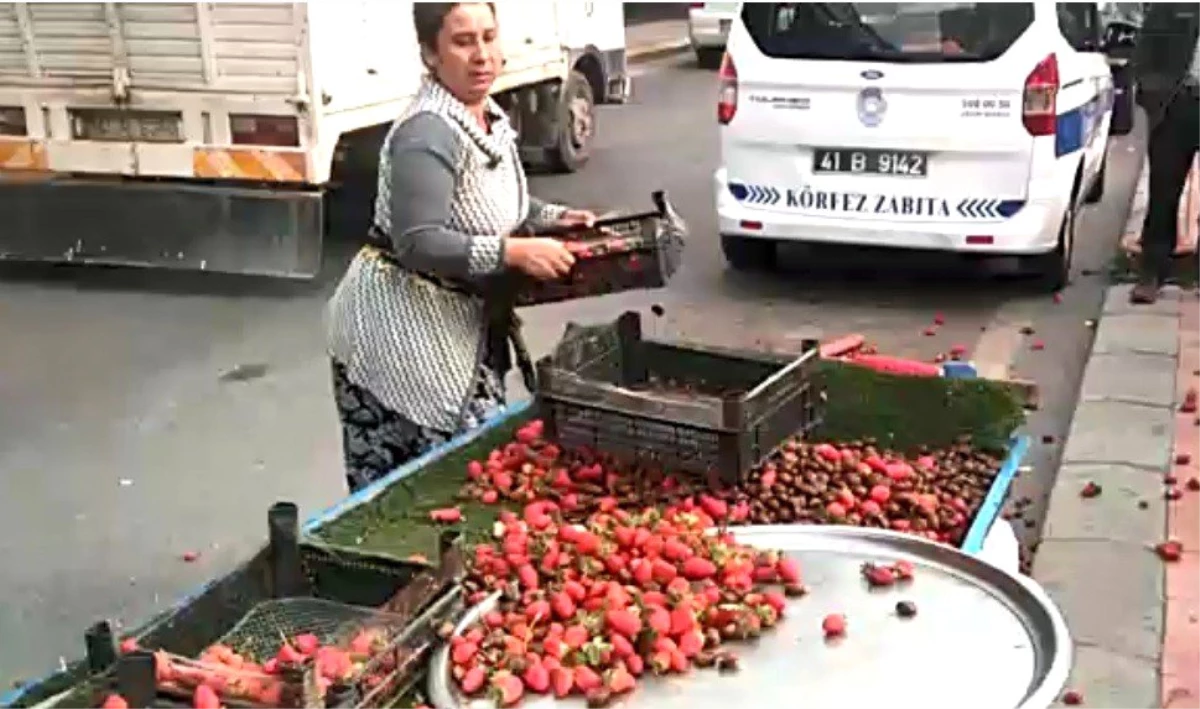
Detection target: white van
<box><xmin>714</xmin><ymin>2</ymin><xmax>1114</xmax><ymax>290</ymax></box>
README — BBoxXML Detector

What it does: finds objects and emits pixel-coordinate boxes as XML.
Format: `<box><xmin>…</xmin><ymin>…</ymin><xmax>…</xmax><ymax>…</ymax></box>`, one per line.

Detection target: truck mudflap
<box><xmin>0</xmin><ymin>178</ymin><xmax>325</xmax><ymax>279</ymax></box>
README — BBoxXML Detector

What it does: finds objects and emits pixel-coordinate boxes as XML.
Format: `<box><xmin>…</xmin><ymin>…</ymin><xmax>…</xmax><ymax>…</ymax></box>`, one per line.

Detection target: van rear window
<box><xmin>741</xmin><ymin>3</ymin><xmax>1035</xmax><ymax>63</ymax></box>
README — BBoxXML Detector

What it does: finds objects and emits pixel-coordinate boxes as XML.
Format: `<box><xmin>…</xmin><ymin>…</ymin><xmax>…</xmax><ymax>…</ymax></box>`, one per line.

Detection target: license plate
<box><xmin>71</xmin><ymin>109</ymin><xmax>183</xmax><ymax>143</ymax></box>
<box><xmin>813</xmin><ymin>148</ymin><xmax>928</xmax><ymax>177</ymax></box>
<box><xmin>719</xmin><ymin>18</ymin><xmax>731</xmax><ymax>32</ymax></box>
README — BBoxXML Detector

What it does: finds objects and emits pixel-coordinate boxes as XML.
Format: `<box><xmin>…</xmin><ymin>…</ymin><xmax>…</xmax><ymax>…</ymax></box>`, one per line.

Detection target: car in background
<box><xmin>688</xmin><ymin>2</ymin><xmax>740</xmax><ymax>67</ymax></box>
<box><xmin>714</xmin><ymin>2</ymin><xmax>1118</xmax><ymax>291</ymax></box>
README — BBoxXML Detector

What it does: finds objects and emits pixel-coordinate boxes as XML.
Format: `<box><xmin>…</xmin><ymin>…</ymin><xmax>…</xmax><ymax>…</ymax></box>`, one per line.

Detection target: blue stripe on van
<box><xmin>1055</xmin><ymin>105</ymin><xmax>1086</xmax><ymax>156</ymax></box>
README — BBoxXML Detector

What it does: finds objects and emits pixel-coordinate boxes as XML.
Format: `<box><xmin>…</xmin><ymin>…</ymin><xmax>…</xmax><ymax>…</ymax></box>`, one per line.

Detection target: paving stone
<box><xmin>1043</xmin><ymin>463</ymin><xmax>1167</xmax><ymax>546</ymax></box>
<box><xmin>1050</xmin><ymin>645</ymin><xmax>1159</xmax><ymax>709</ymax></box>
<box><xmin>1079</xmin><ymin>352</ymin><xmax>1178</xmax><ymax>406</ymax></box>
<box><xmin>1033</xmin><ymin>539</ymin><xmax>1164</xmax><ymax>661</ymax></box>
<box><xmin>1093</xmin><ymin>313</ymin><xmax>1181</xmax><ymax>357</ymax></box>
<box><xmin>1103</xmin><ymin>284</ymin><xmax>1184</xmax><ymax>318</ymax></box>
<box><xmin>1061</xmin><ymin>401</ymin><xmax>1175</xmax><ymax>470</ymax></box>
<box><xmin>1032</xmin><ymin>544</ymin><xmax>1161</xmax><ymax>662</ymax></box>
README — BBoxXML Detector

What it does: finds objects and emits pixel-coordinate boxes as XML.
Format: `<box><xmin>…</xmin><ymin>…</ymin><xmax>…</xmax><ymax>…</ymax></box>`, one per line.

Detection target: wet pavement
<box><xmin>0</xmin><ymin>53</ymin><xmax>1146</xmax><ymax>687</ymax></box>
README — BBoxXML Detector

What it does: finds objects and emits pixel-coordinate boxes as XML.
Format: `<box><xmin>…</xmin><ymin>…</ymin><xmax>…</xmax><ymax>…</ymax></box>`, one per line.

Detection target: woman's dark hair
<box><xmin>413</xmin><ymin>2</ymin><xmax>497</xmax><ymax>50</ymax></box>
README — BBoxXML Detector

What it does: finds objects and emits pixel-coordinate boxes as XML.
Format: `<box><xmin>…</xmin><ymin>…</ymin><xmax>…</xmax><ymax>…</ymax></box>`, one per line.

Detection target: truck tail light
<box><xmin>0</xmin><ymin>107</ymin><xmax>27</xmax><ymax>137</ymax></box>
<box><xmin>229</xmin><ymin>114</ymin><xmax>300</xmax><ymax>147</ymax></box>
<box><xmin>1022</xmin><ymin>54</ymin><xmax>1058</xmax><ymax>137</ymax></box>
<box><xmin>717</xmin><ymin>53</ymin><xmax>738</xmax><ymax>125</ymax></box>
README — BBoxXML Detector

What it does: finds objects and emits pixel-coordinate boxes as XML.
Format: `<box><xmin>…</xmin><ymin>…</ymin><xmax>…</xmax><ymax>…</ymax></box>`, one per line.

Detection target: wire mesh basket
<box><xmin>216</xmin><ymin>598</ymin><xmax>407</xmax><ymax>663</ymax></box>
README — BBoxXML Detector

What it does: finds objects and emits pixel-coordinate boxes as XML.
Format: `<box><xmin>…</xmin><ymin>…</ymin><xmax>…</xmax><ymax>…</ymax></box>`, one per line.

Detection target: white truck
<box><xmin>0</xmin><ymin>1</ymin><xmax>629</xmax><ymax>278</ymax></box>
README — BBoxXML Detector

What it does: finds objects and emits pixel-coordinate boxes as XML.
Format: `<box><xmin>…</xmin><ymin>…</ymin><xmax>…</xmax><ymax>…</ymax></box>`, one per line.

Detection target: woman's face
<box><xmin>427</xmin><ymin>4</ymin><xmax>502</xmax><ymax>106</ymax></box>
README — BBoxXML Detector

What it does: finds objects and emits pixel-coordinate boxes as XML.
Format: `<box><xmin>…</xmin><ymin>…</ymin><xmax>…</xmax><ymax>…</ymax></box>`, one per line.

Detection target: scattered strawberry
<box><xmin>1188</xmin><ymin>478</ymin><xmax>1200</xmax><ymax>492</ymax></box>
<box><xmin>491</xmin><ymin>671</ymin><xmax>525</xmax><ymax>707</ymax></box>
<box><xmin>1079</xmin><ymin>482</ymin><xmax>1102</xmax><ymax>499</ymax></box>
<box><xmin>1176</xmin><ymin>452</ymin><xmax>1192</xmax><ymax>466</ymax></box>
<box><xmin>861</xmin><ymin>562</ymin><xmax>895</xmax><ymax>588</ymax></box>
<box><xmin>1155</xmin><ymin>540</ymin><xmax>1184</xmax><ymax>562</ymax></box>
<box><xmin>933</xmin><ymin>313</ymin><xmax>946</xmax><ymax>325</ymax></box>
<box><xmin>192</xmin><ymin>684</ymin><xmax>221</xmax><ymax>709</ymax></box>
<box><xmin>1182</xmin><ymin>388</ymin><xmax>1198</xmax><ymax>414</ymax></box>
<box><xmin>181</xmin><ymin>550</ymin><xmax>200</xmax><ymax>563</ymax></box>
<box><xmin>118</xmin><ymin>637</ymin><xmax>138</xmax><ymax>654</ymax></box>
<box><xmin>1053</xmin><ymin>292</ymin><xmax>1063</xmax><ymax>304</ymax></box>
<box><xmin>891</xmin><ymin>560</ymin><xmax>915</xmax><ymax>581</ymax></box>
<box><xmin>821</xmin><ymin>613</ymin><xmax>846</xmax><ymax>638</ymax></box>
<box><xmin>1061</xmin><ymin>689</ymin><xmax>1084</xmax><ymax>705</ymax></box>
<box><xmin>923</xmin><ymin>327</ymin><xmax>937</xmax><ymax>337</ymax></box>
<box><xmin>1030</xmin><ymin>339</ymin><xmax>1045</xmax><ymax>351</ymax></box>
<box><xmin>429</xmin><ymin>507</ymin><xmax>463</xmax><ymax>524</ymax></box>
<box><xmin>100</xmin><ymin>694</ymin><xmax>129</xmax><ymax>709</ymax></box>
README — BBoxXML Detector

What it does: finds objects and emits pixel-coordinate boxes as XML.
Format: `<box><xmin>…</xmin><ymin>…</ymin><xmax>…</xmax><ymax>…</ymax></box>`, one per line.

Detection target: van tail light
<box><xmin>0</xmin><ymin>107</ymin><xmax>27</xmax><ymax>137</ymax></box>
<box><xmin>717</xmin><ymin>53</ymin><xmax>738</xmax><ymax>125</ymax></box>
<box><xmin>1022</xmin><ymin>54</ymin><xmax>1058</xmax><ymax>136</ymax></box>
<box><xmin>229</xmin><ymin>114</ymin><xmax>300</xmax><ymax>147</ymax></box>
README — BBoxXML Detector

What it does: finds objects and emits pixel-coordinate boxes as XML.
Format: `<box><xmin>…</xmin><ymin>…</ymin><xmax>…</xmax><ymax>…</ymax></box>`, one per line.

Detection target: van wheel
<box><xmin>696</xmin><ymin>47</ymin><xmax>723</xmax><ymax>69</ymax></box>
<box><xmin>721</xmin><ymin>235</ymin><xmax>777</xmax><ymax>271</ymax></box>
<box><xmin>1084</xmin><ymin>158</ymin><xmax>1106</xmax><ymax>204</ymax></box>
<box><xmin>547</xmin><ymin>71</ymin><xmax>594</xmax><ymax>174</ymax></box>
<box><xmin>1028</xmin><ymin>197</ymin><xmax>1076</xmax><ymax>291</ymax></box>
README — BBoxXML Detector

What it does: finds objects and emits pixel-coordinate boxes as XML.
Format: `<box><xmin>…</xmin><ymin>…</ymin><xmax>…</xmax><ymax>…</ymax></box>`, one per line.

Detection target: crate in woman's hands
<box><xmin>511</xmin><ymin>190</ymin><xmax>686</xmax><ymax>307</ymax></box>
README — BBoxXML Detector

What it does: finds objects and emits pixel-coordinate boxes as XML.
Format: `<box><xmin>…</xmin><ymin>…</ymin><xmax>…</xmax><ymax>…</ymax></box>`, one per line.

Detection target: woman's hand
<box><xmin>504</xmin><ymin>237</ymin><xmax>576</xmax><ymax>280</ymax></box>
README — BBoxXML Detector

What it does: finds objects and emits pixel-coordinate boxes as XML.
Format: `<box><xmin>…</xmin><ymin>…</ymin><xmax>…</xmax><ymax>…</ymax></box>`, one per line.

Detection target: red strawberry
<box><xmin>605</xmin><ymin>609</ymin><xmax>642</xmax><ymax>638</ymax></box>
<box><xmin>681</xmin><ymin>556</ymin><xmax>716</xmax><ymax>580</ymax></box>
<box><xmin>611</xmin><ymin>633</ymin><xmax>635</xmax><ymax>659</ymax></box>
<box><xmin>646</xmin><ymin>606</ymin><xmax>671</xmax><ymax>634</ymax></box>
<box><xmin>763</xmin><ymin>590</ymin><xmax>787</xmax><ymax>616</ymax></box>
<box><xmin>100</xmin><ymin>695</ymin><xmax>129</xmax><ymax>709</ymax></box>
<box><xmin>294</xmin><ymin>633</ymin><xmax>320</xmax><ymax>655</ymax></box>
<box><xmin>1155</xmin><ymin>540</ymin><xmax>1184</xmax><ymax>562</ymax></box>
<box><xmin>192</xmin><ymin>684</ymin><xmax>220</xmax><ymax>709</ymax></box>
<box><xmin>677</xmin><ymin>630</ymin><xmax>704</xmax><ymax>658</ymax></box>
<box><xmin>777</xmin><ymin>556</ymin><xmax>802</xmax><ymax>584</ymax></box>
<box><xmin>517</xmin><ymin>564</ymin><xmax>539</xmax><ymax>591</ymax></box>
<box><xmin>1061</xmin><ymin>689</ymin><xmax>1083</xmax><ymax>705</ymax></box>
<box><xmin>491</xmin><ymin>671</ymin><xmax>525</xmax><ymax>707</ymax></box>
<box><xmin>451</xmin><ymin>640</ymin><xmax>478</xmax><ymax>666</ymax></box>
<box><xmin>118</xmin><ymin>638</ymin><xmax>138</xmax><ymax>654</ymax></box>
<box><xmin>551</xmin><ymin>667</ymin><xmax>574</xmax><ymax>698</ymax></box>
<box><xmin>626</xmin><ymin>654</ymin><xmax>645</xmax><ymax>676</ymax></box>
<box><xmin>523</xmin><ymin>662</ymin><xmax>551</xmax><ymax>694</ymax></box>
<box><xmin>276</xmin><ymin>643</ymin><xmax>303</xmax><ymax>665</ymax></box>
<box><xmin>892</xmin><ymin>559</ymin><xmax>915</xmax><ymax>581</ymax></box>
<box><xmin>563</xmin><ymin>624</ymin><xmax>589</xmax><ymax>650</ymax></box>
<box><xmin>574</xmin><ymin>665</ymin><xmax>602</xmax><ymax>692</ymax></box>
<box><xmin>607</xmin><ymin>666</ymin><xmax>637</xmax><ymax>694</ymax></box>
<box><xmin>822</xmin><ymin>613</ymin><xmax>846</xmax><ymax>638</ymax></box>
<box><xmin>550</xmin><ymin>592</ymin><xmax>576</xmax><ymax>620</ymax></box>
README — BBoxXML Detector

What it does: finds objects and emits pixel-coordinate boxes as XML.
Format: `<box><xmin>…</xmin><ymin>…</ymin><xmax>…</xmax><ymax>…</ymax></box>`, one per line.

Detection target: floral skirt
<box><xmin>331</xmin><ymin>359</ymin><xmax>506</xmax><ymax>493</ymax></box>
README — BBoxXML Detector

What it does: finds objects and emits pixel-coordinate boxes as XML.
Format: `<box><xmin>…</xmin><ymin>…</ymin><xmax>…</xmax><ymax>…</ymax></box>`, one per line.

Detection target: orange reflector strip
<box><xmin>193</xmin><ymin>148</ymin><xmax>307</xmax><ymax>183</ymax></box>
<box><xmin>0</xmin><ymin>140</ymin><xmax>47</xmax><ymax>172</ymax></box>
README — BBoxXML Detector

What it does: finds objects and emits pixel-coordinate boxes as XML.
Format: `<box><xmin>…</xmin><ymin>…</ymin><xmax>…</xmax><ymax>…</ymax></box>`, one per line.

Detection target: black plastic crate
<box><xmin>498</xmin><ymin>190</ymin><xmax>686</xmax><ymax>307</ymax></box>
<box><xmin>16</xmin><ymin>503</ymin><xmax>464</xmax><ymax>709</ymax></box>
<box><xmin>536</xmin><ymin>311</ymin><xmax>823</xmax><ymax>485</ymax></box>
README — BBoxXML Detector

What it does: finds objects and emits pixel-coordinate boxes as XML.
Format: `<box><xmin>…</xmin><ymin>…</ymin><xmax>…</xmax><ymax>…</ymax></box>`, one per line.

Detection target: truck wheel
<box><xmin>696</xmin><ymin>47</ymin><xmax>723</xmax><ymax>69</ymax></box>
<box><xmin>548</xmin><ymin>71</ymin><xmax>595</xmax><ymax>174</ymax></box>
<box><xmin>721</xmin><ymin>235</ymin><xmax>778</xmax><ymax>271</ymax></box>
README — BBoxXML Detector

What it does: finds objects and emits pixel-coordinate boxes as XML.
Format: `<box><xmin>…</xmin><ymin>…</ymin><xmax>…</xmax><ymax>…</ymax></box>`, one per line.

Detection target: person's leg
<box><xmin>1135</xmin><ymin>93</ymin><xmax>1200</xmax><ymax>303</ymax></box>
<box><xmin>331</xmin><ymin>358</ymin><xmax>450</xmax><ymax>494</ymax></box>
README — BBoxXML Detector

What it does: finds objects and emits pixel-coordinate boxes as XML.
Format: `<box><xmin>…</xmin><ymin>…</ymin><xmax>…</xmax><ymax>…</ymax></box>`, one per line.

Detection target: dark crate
<box><xmin>505</xmin><ymin>190</ymin><xmax>686</xmax><ymax>307</ymax></box>
<box><xmin>536</xmin><ymin>311</ymin><xmax>823</xmax><ymax>485</ymax></box>
<box><xmin>10</xmin><ymin>503</ymin><xmax>463</xmax><ymax>709</ymax></box>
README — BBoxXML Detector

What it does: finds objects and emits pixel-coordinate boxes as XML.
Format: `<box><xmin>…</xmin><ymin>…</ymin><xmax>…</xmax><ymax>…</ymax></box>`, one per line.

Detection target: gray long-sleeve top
<box><xmin>379</xmin><ymin>111</ymin><xmax>566</xmax><ymax>280</ymax></box>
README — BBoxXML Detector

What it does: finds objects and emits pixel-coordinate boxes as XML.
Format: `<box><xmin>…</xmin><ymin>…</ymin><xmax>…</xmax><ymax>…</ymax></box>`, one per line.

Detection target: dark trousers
<box><xmin>1140</xmin><ymin>86</ymin><xmax>1200</xmax><ymax>278</ymax></box>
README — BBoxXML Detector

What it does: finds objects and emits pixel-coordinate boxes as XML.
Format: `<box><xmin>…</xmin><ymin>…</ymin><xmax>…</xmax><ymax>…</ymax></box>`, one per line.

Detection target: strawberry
<box><xmin>491</xmin><ymin>671</ymin><xmax>525</xmax><ymax>707</ymax></box>
<box><xmin>192</xmin><ymin>684</ymin><xmax>221</xmax><ymax>709</ymax></box>
<box><xmin>605</xmin><ymin>609</ymin><xmax>642</xmax><ymax>637</ymax></box>
<box><xmin>563</xmin><ymin>624</ymin><xmax>589</xmax><ymax>650</ymax></box>
<box><xmin>651</xmin><ymin>558</ymin><xmax>678</xmax><ymax>584</ymax></box>
<box><xmin>451</xmin><ymin>640</ymin><xmax>478</xmax><ymax>666</ymax></box>
<box><xmin>607</xmin><ymin>665</ymin><xmax>637</xmax><ymax>694</ymax></box>
<box><xmin>525</xmin><ymin>599</ymin><xmax>551</xmax><ymax>624</ymax></box>
<box><xmin>429</xmin><ymin>507</ymin><xmax>463</xmax><ymax>524</ymax></box>
<box><xmin>550</xmin><ymin>592</ymin><xmax>576</xmax><ymax>620</ymax></box>
<box><xmin>646</xmin><ymin>605</ymin><xmax>671</xmax><ymax>635</ymax></box>
<box><xmin>763</xmin><ymin>590</ymin><xmax>787</xmax><ymax>616</ymax></box>
<box><xmin>1156</xmin><ymin>540</ymin><xmax>1184</xmax><ymax>562</ymax></box>
<box><xmin>822</xmin><ymin>613</ymin><xmax>846</xmax><ymax>638</ymax></box>
<box><xmin>118</xmin><ymin>637</ymin><xmax>138</xmax><ymax>654</ymax></box>
<box><xmin>551</xmin><ymin>667</ymin><xmax>574</xmax><ymax>698</ymax></box>
<box><xmin>522</xmin><ymin>662</ymin><xmax>550</xmax><ymax>693</ymax></box>
<box><xmin>776</xmin><ymin>556</ymin><xmax>802</xmax><ymax>584</ymax></box>
<box><xmin>276</xmin><ymin>643</ymin><xmax>303</xmax><ymax>665</ymax></box>
<box><xmin>625</xmin><ymin>654</ymin><xmax>645</xmax><ymax>676</ymax></box>
<box><xmin>516</xmin><ymin>564</ymin><xmax>539</xmax><ymax>591</ymax></box>
<box><xmin>610</xmin><ymin>633</ymin><xmax>635</xmax><ymax>659</ymax></box>
<box><xmin>574</xmin><ymin>665</ymin><xmax>602</xmax><ymax>692</ymax></box>
<box><xmin>100</xmin><ymin>694</ymin><xmax>129</xmax><ymax>709</ymax></box>
<box><xmin>892</xmin><ymin>559</ymin><xmax>915</xmax><ymax>581</ymax></box>
<box><xmin>465</xmin><ymin>667</ymin><xmax>489</xmax><ymax>695</ymax></box>
<box><xmin>861</xmin><ymin>563</ymin><xmax>896</xmax><ymax>588</ymax></box>
<box><xmin>677</xmin><ymin>630</ymin><xmax>704</xmax><ymax>658</ymax></box>
<box><xmin>294</xmin><ymin>633</ymin><xmax>320</xmax><ymax>656</ymax></box>
<box><xmin>681</xmin><ymin>556</ymin><xmax>716</xmax><ymax>580</ymax></box>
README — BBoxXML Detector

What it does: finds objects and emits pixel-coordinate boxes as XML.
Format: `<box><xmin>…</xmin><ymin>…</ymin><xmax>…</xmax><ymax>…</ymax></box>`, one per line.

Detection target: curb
<box><xmin>1032</xmin><ymin>161</ymin><xmax>1190</xmax><ymax>707</ymax></box>
<box><xmin>627</xmin><ymin>38</ymin><xmax>692</xmax><ymax>64</ymax></box>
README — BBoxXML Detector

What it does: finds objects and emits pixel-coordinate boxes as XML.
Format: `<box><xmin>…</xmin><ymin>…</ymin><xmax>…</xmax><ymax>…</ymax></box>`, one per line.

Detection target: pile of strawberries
<box><xmin>103</xmin><ymin>627</ymin><xmax>393</xmax><ymax>709</ymax></box>
<box><xmin>446</xmin><ymin>445</ymin><xmax>806</xmax><ymax>707</ymax></box>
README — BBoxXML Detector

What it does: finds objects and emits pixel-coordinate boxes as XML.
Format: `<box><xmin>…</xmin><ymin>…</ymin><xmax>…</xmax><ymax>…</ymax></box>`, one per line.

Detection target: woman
<box><xmin>326</xmin><ymin>2</ymin><xmax>596</xmax><ymax>493</ymax></box>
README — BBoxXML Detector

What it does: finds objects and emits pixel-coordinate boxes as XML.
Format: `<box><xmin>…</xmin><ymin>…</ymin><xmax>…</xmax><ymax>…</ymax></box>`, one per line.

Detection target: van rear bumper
<box><xmin>0</xmin><ymin>177</ymin><xmax>324</xmax><ymax>278</ymax></box>
<box><xmin>714</xmin><ymin>168</ymin><xmax>1065</xmax><ymax>255</ymax></box>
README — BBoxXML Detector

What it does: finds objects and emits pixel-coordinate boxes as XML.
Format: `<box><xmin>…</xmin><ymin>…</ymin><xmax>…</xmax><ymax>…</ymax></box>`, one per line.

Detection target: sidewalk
<box><xmin>1033</xmin><ymin>166</ymin><xmax>1200</xmax><ymax>707</ymax></box>
<box><xmin>626</xmin><ymin>19</ymin><xmax>691</xmax><ymax>63</ymax></box>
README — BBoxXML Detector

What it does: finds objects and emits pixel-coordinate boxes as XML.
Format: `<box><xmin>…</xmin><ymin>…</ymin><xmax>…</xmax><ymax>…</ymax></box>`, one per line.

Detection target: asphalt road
<box><xmin>0</xmin><ymin>53</ymin><xmax>1145</xmax><ymax>688</ymax></box>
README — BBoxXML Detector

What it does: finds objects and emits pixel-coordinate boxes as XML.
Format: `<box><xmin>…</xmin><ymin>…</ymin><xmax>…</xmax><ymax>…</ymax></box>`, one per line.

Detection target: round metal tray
<box><xmin>428</xmin><ymin>525</ymin><xmax>1071</xmax><ymax>709</ymax></box>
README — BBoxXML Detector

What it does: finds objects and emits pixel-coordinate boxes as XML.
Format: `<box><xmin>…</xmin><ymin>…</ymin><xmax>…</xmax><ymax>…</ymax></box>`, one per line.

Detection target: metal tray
<box><xmin>427</xmin><ymin>525</ymin><xmax>1070</xmax><ymax>709</ymax></box>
